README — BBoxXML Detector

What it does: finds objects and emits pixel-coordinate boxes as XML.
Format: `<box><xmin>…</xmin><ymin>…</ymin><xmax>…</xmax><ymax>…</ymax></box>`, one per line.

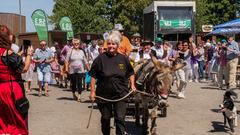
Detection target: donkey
<box><xmin>134</xmin><ymin>55</ymin><xmax>186</xmax><ymax>135</ymax></box>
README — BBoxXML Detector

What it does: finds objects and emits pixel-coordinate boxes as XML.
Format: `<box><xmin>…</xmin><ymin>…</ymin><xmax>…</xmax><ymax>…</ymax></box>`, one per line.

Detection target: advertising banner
<box><xmin>31</xmin><ymin>9</ymin><xmax>49</xmax><ymax>43</ymax></box>
<box><xmin>159</xmin><ymin>19</ymin><xmax>191</xmax><ymax>29</ymax></box>
<box><xmin>59</xmin><ymin>17</ymin><xmax>74</xmax><ymax>40</ymax></box>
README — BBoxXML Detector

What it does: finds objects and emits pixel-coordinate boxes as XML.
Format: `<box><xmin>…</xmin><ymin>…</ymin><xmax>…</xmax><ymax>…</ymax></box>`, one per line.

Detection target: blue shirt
<box><xmin>33</xmin><ymin>48</ymin><xmax>53</xmax><ymax>73</ymax></box>
<box><xmin>227</xmin><ymin>41</ymin><xmax>239</xmax><ymax>60</ymax></box>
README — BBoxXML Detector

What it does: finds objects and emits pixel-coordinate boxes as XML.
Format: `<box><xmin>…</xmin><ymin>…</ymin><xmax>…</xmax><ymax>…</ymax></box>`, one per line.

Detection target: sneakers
<box><xmin>77</xmin><ymin>94</ymin><xmax>81</xmax><ymax>102</ymax></box>
<box><xmin>177</xmin><ymin>92</ymin><xmax>185</xmax><ymax>99</ymax></box>
<box><xmin>193</xmin><ymin>79</ymin><xmax>199</xmax><ymax>83</ymax></box>
<box><xmin>59</xmin><ymin>84</ymin><xmax>64</xmax><ymax>88</ymax></box>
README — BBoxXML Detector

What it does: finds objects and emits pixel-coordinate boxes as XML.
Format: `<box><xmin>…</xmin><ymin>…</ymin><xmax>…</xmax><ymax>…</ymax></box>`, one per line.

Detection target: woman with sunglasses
<box><xmin>175</xmin><ymin>40</ymin><xmax>191</xmax><ymax>99</ymax></box>
<box><xmin>65</xmin><ymin>38</ymin><xmax>90</xmax><ymax>102</ymax></box>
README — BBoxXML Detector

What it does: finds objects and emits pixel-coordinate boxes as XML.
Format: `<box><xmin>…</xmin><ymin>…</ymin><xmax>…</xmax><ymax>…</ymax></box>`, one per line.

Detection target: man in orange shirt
<box><xmin>104</xmin><ymin>24</ymin><xmax>132</xmax><ymax>56</ymax></box>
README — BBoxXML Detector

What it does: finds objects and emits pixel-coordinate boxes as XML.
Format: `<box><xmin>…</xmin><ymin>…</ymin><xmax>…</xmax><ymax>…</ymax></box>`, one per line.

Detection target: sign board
<box><xmin>31</xmin><ymin>9</ymin><xmax>48</xmax><ymax>43</ymax></box>
<box><xmin>159</xmin><ymin>19</ymin><xmax>191</xmax><ymax>29</ymax></box>
<box><xmin>202</xmin><ymin>25</ymin><xmax>213</xmax><ymax>32</ymax></box>
<box><xmin>59</xmin><ymin>17</ymin><xmax>74</xmax><ymax>40</ymax></box>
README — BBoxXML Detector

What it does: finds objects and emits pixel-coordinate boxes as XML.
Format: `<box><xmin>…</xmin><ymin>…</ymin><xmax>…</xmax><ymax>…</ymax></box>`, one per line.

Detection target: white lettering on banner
<box><xmin>62</xmin><ymin>23</ymin><xmax>72</xmax><ymax>31</ymax></box>
<box><xmin>65</xmin><ymin>23</ymin><xmax>72</xmax><ymax>31</ymax></box>
<box><xmin>34</xmin><ymin>18</ymin><xmax>46</xmax><ymax>27</ymax></box>
<box><xmin>164</xmin><ymin>21</ymin><xmax>171</xmax><ymax>26</ymax></box>
<box><xmin>179</xmin><ymin>21</ymin><xmax>185</xmax><ymax>27</ymax></box>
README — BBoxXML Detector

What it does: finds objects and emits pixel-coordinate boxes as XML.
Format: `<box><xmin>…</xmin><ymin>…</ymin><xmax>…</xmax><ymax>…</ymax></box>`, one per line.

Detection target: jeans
<box><xmin>218</xmin><ymin>66</ymin><xmax>227</xmax><ymax>87</ymax></box>
<box><xmin>198</xmin><ymin>60</ymin><xmax>205</xmax><ymax>78</ymax></box>
<box><xmin>37</xmin><ymin>70</ymin><xmax>51</xmax><ymax>84</ymax></box>
<box><xmin>191</xmin><ymin>62</ymin><xmax>199</xmax><ymax>80</ymax></box>
<box><xmin>97</xmin><ymin>101</ymin><xmax>127</xmax><ymax>135</ymax></box>
<box><xmin>70</xmin><ymin>73</ymin><xmax>83</xmax><ymax>94</ymax></box>
<box><xmin>176</xmin><ymin>69</ymin><xmax>187</xmax><ymax>92</ymax></box>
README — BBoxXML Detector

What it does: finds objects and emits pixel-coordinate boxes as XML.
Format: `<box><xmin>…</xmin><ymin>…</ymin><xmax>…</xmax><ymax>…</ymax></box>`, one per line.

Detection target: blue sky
<box><xmin>0</xmin><ymin>0</ymin><xmax>55</xmax><ymax>32</ymax></box>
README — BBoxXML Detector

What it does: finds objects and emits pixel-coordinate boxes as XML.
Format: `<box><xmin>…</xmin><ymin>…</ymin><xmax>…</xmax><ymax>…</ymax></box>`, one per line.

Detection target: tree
<box><xmin>50</xmin><ymin>0</ymin><xmax>152</xmax><ymax>35</ymax></box>
<box><xmin>196</xmin><ymin>0</ymin><xmax>208</xmax><ymax>32</ymax></box>
<box><xmin>49</xmin><ymin>0</ymin><xmax>104</xmax><ymax>33</ymax></box>
<box><xmin>205</xmin><ymin>0</ymin><xmax>238</xmax><ymax>26</ymax></box>
<box><xmin>195</xmin><ymin>0</ymin><xmax>240</xmax><ymax>32</ymax></box>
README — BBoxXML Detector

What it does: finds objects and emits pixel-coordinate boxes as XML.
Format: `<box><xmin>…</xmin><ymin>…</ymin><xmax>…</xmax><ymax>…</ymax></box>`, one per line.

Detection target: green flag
<box><xmin>59</xmin><ymin>17</ymin><xmax>74</xmax><ymax>40</ymax></box>
<box><xmin>31</xmin><ymin>9</ymin><xmax>49</xmax><ymax>44</ymax></box>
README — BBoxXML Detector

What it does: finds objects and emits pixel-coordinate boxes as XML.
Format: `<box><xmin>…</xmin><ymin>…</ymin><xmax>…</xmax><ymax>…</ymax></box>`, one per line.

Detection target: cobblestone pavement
<box><xmin>28</xmin><ymin>75</ymin><xmax>240</xmax><ymax>135</ymax></box>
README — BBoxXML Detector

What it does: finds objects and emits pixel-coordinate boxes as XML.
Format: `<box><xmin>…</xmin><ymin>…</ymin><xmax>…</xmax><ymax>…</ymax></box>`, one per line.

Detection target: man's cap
<box><xmin>221</xmin><ymin>39</ymin><xmax>227</xmax><ymax>43</ymax></box>
<box><xmin>140</xmin><ymin>40</ymin><xmax>154</xmax><ymax>46</ymax></box>
<box><xmin>155</xmin><ymin>37</ymin><xmax>163</xmax><ymax>43</ymax></box>
<box><xmin>114</xmin><ymin>23</ymin><xmax>124</xmax><ymax>31</ymax></box>
<box><xmin>132</xmin><ymin>33</ymin><xmax>141</xmax><ymax>37</ymax></box>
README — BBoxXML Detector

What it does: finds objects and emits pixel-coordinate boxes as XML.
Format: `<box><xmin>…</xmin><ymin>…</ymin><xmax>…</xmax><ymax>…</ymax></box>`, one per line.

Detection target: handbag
<box><xmin>227</xmin><ymin>52</ymin><xmax>237</xmax><ymax>61</ymax></box>
<box><xmin>50</xmin><ymin>61</ymin><xmax>60</xmax><ymax>73</ymax></box>
<box><xmin>6</xmin><ymin>50</ymin><xmax>29</xmax><ymax>117</ymax></box>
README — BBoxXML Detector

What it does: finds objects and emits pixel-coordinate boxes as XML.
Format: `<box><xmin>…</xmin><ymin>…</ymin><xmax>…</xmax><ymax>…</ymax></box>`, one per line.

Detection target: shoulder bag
<box><xmin>6</xmin><ymin>50</ymin><xmax>29</xmax><ymax>117</ymax></box>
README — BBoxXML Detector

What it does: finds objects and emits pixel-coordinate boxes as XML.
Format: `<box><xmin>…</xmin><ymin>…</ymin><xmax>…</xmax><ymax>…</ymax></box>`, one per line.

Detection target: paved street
<box><xmin>28</xmin><ymin>75</ymin><xmax>240</xmax><ymax>135</ymax></box>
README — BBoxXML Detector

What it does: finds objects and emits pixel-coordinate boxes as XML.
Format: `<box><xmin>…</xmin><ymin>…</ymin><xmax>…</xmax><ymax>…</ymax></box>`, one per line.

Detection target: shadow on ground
<box><xmin>62</xmin><ymin>89</ymin><xmax>72</xmax><ymax>92</ymax></box>
<box><xmin>28</xmin><ymin>93</ymin><xmax>39</xmax><ymax>97</ymax></box>
<box><xmin>210</xmin><ymin>109</ymin><xmax>220</xmax><ymax>113</ymax></box>
<box><xmin>31</xmin><ymin>88</ymin><xmax>39</xmax><ymax>91</ymax></box>
<box><xmin>57</xmin><ymin>97</ymin><xmax>74</xmax><ymax>101</ymax></box>
<box><xmin>208</xmin><ymin>121</ymin><xmax>228</xmax><ymax>133</ymax></box>
<box><xmin>125</xmin><ymin>121</ymin><xmax>143</xmax><ymax>135</ymax></box>
<box><xmin>201</xmin><ymin>87</ymin><xmax>219</xmax><ymax>90</ymax></box>
<box><xmin>87</xmin><ymin>105</ymin><xmax>98</xmax><ymax>109</ymax></box>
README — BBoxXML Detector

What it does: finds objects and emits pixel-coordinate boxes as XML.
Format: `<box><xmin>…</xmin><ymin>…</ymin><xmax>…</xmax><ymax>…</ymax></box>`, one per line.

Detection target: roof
<box><xmin>18</xmin><ymin>30</ymin><xmax>66</xmax><ymax>36</ymax></box>
<box><xmin>0</xmin><ymin>12</ymin><xmax>25</xmax><ymax>17</ymax></box>
<box><xmin>144</xmin><ymin>1</ymin><xmax>196</xmax><ymax>14</ymax></box>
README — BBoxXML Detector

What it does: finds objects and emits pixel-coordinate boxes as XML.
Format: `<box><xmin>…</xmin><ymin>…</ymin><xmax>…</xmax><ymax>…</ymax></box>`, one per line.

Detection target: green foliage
<box><xmin>50</xmin><ymin>0</ymin><xmax>152</xmax><ymax>35</ymax></box>
<box><xmin>196</xmin><ymin>0</ymin><xmax>240</xmax><ymax>32</ymax></box>
<box><xmin>196</xmin><ymin>0</ymin><xmax>208</xmax><ymax>32</ymax></box>
<box><xmin>50</xmin><ymin>0</ymin><xmax>240</xmax><ymax>34</ymax></box>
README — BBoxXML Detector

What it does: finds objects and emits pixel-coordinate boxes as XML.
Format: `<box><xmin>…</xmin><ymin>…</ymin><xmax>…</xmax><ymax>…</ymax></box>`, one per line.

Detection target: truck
<box><xmin>143</xmin><ymin>1</ymin><xmax>196</xmax><ymax>45</ymax></box>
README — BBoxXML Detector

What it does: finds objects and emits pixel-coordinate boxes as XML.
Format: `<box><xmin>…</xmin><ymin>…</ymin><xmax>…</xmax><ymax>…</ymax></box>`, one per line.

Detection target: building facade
<box><xmin>0</xmin><ymin>12</ymin><xmax>26</xmax><ymax>35</ymax></box>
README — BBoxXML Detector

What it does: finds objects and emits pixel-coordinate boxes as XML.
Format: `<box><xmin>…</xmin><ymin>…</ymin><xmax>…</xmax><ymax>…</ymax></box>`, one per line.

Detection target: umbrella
<box><xmin>214</xmin><ymin>19</ymin><xmax>240</xmax><ymax>29</ymax></box>
<box><xmin>208</xmin><ymin>27</ymin><xmax>240</xmax><ymax>35</ymax></box>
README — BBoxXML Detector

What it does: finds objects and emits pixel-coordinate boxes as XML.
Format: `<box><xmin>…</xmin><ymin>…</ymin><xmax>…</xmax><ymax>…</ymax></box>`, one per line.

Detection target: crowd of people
<box><xmin>1</xmin><ymin>22</ymin><xmax>240</xmax><ymax>135</ymax></box>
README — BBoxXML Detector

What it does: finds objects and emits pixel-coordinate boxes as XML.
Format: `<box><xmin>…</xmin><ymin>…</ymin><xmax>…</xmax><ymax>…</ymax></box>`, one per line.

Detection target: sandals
<box><xmin>44</xmin><ymin>90</ymin><xmax>49</xmax><ymax>97</ymax></box>
<box><xmin>38</xmin><ymin>91</ymin><xmax>42</xmax><ymax>97</ymax></box>
<box><xmin>26</xmin><ymin>89</ymin><xmax>31</xmax><ymax>94</ymax></box>
<box><xmin>44</xmin><ymin>92</ymin><xmax>49</xmax><ymax>97</ymax></box>
<box><xmin>77</xmin><ymin>94</ymin><xmax>82</xmax><ymax>102</ymax></box>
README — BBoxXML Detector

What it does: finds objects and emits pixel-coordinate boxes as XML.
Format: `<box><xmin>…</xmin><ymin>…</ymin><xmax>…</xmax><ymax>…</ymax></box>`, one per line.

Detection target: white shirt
<box><xmin>152</xmin><ymin>46</ymin><xmax>164</xmax><ymax>59</ymax></box>
<box><xmin>135</xmin><ymin>51</ymin><xmax>151</xmax><ymax>63</ymax></box>
<box><xmin>87</xmin><ymin>45</ymin><xmax>99</xmax><ymax>62</ymax></box>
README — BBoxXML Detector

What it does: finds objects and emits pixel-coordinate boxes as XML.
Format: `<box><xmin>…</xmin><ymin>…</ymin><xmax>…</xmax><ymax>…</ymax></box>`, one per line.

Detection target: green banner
<box><xmin>59</xmin><ymin>17</ymin><xmax>74</xmax><ymax>40</ymax></box>
<box><xmin>159</xmin><ymin>19</ymin><xmax>191</xmax><ymax>29</ymax></box>
<box><xmin>31</xmin><ymin>9</ymin><xmax>48</xmax><ymax>44</ymax></box>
